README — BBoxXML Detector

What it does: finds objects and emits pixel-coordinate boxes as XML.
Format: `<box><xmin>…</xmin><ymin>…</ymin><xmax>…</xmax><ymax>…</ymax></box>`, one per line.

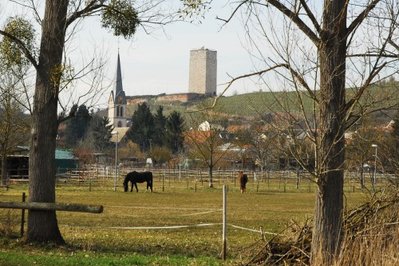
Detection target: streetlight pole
<box><xmin>371</xmin><ymin>144</ymin><xmax>378</xmax><ymax>189</ymax></box>
<box><xmin>112</xmin><ymin>131</ymin><xmax>119</xmax><ymax>191</ymax></box>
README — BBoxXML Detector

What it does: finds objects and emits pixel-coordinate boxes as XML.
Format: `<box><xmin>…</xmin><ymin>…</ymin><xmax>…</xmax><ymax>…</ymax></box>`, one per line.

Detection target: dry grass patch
<box><xmin>241</xmin><ymin>187</ymin><xmax>399</xmax><ymax>265</ymax></box>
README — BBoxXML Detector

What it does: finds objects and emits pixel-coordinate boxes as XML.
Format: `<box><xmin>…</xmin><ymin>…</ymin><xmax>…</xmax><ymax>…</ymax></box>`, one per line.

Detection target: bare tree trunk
<box><xmin>27</xmin><ymin>0</ymin><xmax>68</xmax><ymax>244</ymax></box>
<box><xmin>1</xmin><ymin>155</ymin><xmax>7</xmax><ymax>186</ymax></box>
<box><xmin>208</xmin><ymin>164</ymin><xmax>213</xmax><ymax>188</ymax></box>
<box><xmin>311</xmin><ymin>0</ymin><xmax>347</xmax><ymax>264</ymax></box>
<box><xmin>360</xmin><ymin>163</ymin><xmax>365</xmax><ymax>188</ymax></box>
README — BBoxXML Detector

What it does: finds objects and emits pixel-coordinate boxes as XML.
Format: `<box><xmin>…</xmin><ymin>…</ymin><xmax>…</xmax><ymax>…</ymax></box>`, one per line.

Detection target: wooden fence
<box><xmin>0</xmin><ymin>192</ymin><xmax>103</xmax><ymax>237</ymax></box>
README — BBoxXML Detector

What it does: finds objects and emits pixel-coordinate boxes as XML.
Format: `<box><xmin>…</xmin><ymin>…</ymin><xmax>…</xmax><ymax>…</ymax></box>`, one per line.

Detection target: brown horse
<box><xmin>238</xmin><ymin>171</ymin><xmax>248</xmax><ymax>193</ymax></box>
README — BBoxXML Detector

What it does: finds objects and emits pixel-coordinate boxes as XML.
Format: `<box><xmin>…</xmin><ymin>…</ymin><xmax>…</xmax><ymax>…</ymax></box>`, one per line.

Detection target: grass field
<box><xmin>0</xmin><ymin>172</ymin><xmax>373</xmax><ymax>265</ymax></box>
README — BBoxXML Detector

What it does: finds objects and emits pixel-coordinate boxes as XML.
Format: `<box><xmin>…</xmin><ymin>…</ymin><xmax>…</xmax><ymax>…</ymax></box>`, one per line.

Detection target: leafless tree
<box><xmin>0</xmin><ymin>0</ymin><xmax>177</xmax><ymax>244</ymax></box>
<box><xmin>183</xmin><ymin>0</ymin><xmax>399</xmax><ymax>264</ymax></box>
<box><xmin>0</xmin><ymin>17</ymin><xmax>32</xmax><ymax>186</ymax></box>
<box><xmin>0</xmin><ymin>72</ymin><xmax>31</xmax><ymax>186</ymax></box>
<box><xmin>185</xmin><ymin>113</ymin><xmax>232</xmax><ymax>187</ymax></box>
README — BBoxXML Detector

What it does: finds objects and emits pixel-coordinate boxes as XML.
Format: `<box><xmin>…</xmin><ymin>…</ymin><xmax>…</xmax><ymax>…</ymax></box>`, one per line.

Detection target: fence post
<box><xmin>283</xmin><ymin>171</ymin><xmax>287</xmax><ymax>192</ymax></box>
<box><xmin>267</xmin><ymin>170</ymin><xmax>270</xmax><ymax>190</ymax></box>
<box><xmin>296</xmin><ymin>169</ymin><xmax>300</xmax><ymax>189</ymax></box>
<box><xmin>162</xmin><ymin>172</ymin><xmax>165</xmax><ymax>192</ymax></box>
<box><xmin>20</xmin><ymin>192</ymin><xmax>26</xmax><ymax>237</ymax></box>
<box><xmin>222</xmin><ymin>185</ymin><xmax>227</xmax><ymax>260</ymax></box>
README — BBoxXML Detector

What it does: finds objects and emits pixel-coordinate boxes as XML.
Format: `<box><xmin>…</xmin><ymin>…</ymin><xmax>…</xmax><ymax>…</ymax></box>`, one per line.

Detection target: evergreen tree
<box><xmin>63</xmin><ymin>104</ymin><xmax>91</xmax><ymax>148</ymax></box>
<box><xmin>86</xmin><ymin>115</ymin><xmax>113</xmax><ymax>152</ymax></box>
<box><xmin>126</xmin><ymin>102</ymin><xmax>154</xmax><ymax>152</ymax></box>
<box><xmin>165</xmin><ymin>111</ymin><xmax>185</xmax><ymax>154</ymax></box>
<box><xmin>153</xmin><ymin>106</ymin><xmax>167</xmax><ymax>147</ymax></box>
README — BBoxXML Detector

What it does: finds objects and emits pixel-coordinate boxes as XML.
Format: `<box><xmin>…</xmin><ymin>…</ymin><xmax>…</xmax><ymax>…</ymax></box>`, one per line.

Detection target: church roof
<box><xmin>111</xmin><ymin>127</ymin><xmax>129</xmax><ymax>143</ymax></box>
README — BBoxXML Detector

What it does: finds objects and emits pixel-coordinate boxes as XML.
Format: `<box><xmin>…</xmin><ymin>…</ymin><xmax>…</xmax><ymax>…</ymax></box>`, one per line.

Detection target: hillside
<box><xmin>113</xmin><ymin>82</ymin><xmax>398</xmax><ymax>126</ymax></box>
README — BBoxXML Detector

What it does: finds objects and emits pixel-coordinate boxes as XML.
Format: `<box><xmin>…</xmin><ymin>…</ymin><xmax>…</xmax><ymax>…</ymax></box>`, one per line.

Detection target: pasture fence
<box><xmin>4</xmin><ymin>163</ymin><xmax>398</xmax><ymax>192</ymax></box>
<box><xmin>48</xmin><ymin>167</ymin><xmax>396</xmax><ymax>193</ymax></box>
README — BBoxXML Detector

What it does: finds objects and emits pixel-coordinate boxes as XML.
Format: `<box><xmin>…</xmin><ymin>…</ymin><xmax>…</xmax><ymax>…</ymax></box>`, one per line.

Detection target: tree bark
<box><xmin>1</xmin><ymin>155</ymin><xmax>8</xmax><ymax>186</ymax></box>
<box><xmin>27</xmin><ymin>0</ymin><xmax>69</xmax><ymax>244</ymax></box>
<box><xmin>208</xmin><ymin>164</ymin><xmax>213</xmax><ymax>188</ymax></box>
<box><xmin>311</xmin><ymin>0</ymin><xmax>347</xmax><ymax>264</ymax></box>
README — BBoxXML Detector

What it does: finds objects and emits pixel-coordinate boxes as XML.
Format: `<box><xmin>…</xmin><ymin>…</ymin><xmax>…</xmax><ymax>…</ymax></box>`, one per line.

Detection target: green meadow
<box><xmin>0</xmin><ymin>173</ymin><xmax>370</xmax><ymax>265</ymax></box>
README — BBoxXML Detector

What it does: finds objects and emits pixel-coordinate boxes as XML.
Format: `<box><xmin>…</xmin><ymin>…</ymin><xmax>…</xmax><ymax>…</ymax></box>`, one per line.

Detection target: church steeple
<box><xmin>115</xmin><ymin>52</ymin><xmax>124</xmax><ymax>98</ymax></box>
<box><xmin>114</xmin><ymin>52</ymin><xmax>127</xmax><ymax>105</ymax></box>
<box><xmin>108</xmin><ymin>53</ymin><xmax>128</xmax><ymax>128</ymax></box>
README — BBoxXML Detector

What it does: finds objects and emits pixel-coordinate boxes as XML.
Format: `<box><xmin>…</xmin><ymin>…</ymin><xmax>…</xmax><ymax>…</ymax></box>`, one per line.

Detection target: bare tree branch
<box><xmin>66</xmin><ymin>1</ymin><xmax>105</xmax><ymax>27</ymax></box>
<box><xmin>299</xmin><ymin>0</ymin><xmax>321</xmax><ymax>34</ymax></box>
<box><xmin>216</xmin><ymin>1</ymin><xmax>247</xmax><ymax>25</ymax></box>
<box><xmin>388</xmin><ymin>39</ymin><xmax>399</xmax><ymax>51</ymax></box>
<box><xmin>346</xmin><ymin>0</ymin><xmax>381</xmax><ymax>36</ymax></box>
<box><xmin>265</xmin><ymin>0</ymin><xmax>320</xmax><ymax>45</ymax></box>
<box><xmin>344</xmin><ymin>62</ymin><xmax>387</xmax><ymax>116</ymax></box>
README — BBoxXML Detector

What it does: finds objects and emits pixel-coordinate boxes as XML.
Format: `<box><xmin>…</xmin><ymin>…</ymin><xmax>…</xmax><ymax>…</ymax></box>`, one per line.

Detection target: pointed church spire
<box><xmin>115</xmin><ymin>52</ymin><xmax>123</xmax><ymax>96</ymax></box>
<box><xmin>114</xmin><ymin>52</ymin><xmax>127</xmax><ymax>105</ymax></box>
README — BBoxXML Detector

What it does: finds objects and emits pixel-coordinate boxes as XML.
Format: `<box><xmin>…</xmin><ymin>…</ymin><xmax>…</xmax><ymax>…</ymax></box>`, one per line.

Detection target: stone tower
<box><xmin>188</xmin><ymin>47</ymin><xmax>217</xmax><ymax>96</ymax></box>
<box><xmin>108</xmin><ymin>53</ymin><xmax>128</xmax><ymax>128</ymax></box>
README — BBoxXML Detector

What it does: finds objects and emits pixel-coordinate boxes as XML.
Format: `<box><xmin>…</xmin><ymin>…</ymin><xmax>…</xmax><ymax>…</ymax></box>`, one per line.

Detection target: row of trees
<box><xmin>60</xmin><ymin>102</ymin><xmax>185</xmax><ymax>162</ymax></box>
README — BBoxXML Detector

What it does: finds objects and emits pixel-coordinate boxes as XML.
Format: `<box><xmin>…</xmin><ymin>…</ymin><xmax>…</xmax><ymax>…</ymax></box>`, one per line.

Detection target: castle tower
<box><xmin>108</xmin><ymin>53</ymin><xmax>128</xmax><ymax>128</ymax></box>
<box><xmin>188</xmin><ymin>47</ymin><xmax>217</xmax><ymax>96</ymax></box>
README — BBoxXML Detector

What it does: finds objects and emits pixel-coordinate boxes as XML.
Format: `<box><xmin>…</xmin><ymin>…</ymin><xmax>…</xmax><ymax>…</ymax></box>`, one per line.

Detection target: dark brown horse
<box><xmin>238</xmin><ymin>171</ymin><xmax>248</xmax><ymax>193</ymax></box>
<box><xmin>123</xmin><ymin>171</ymin><xmax>153</xmax><ymax>192</ymax></box>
